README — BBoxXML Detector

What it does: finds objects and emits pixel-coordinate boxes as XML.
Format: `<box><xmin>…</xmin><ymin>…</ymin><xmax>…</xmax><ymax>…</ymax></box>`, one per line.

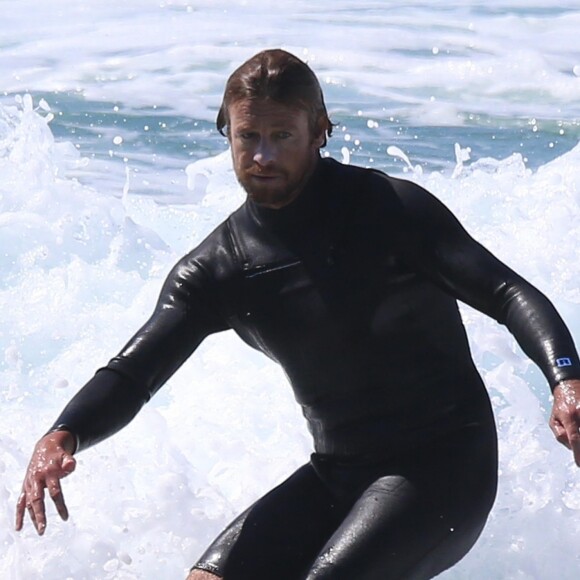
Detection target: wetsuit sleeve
<box><xmin>387</xmin><ymin>175</ymin><xmax>580</xmax><ymax>390</ymax></box>
<box><xmin>48</xmin><ymin>253</ymin><xmax>229</xmax><ymax>452</ymax></box>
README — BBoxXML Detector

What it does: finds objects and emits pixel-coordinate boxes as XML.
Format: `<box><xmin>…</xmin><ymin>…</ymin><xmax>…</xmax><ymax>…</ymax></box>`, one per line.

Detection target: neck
<box><xmin>247</xmin><ymin>157</ymin><xmax>329</xmax><ymax>231</ymax></box>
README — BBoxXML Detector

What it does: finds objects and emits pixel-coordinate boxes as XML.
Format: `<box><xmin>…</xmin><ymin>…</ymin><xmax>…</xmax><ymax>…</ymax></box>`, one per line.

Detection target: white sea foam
<box><xmin>3</xmin><ymin>1</ymin><xmax>580</xmax><ymax>121</ymax></box>
<box><xmin>1</xmin><ymin>1</ymin><xmax>580</xmax><ymax>578</ymax></box>
<box><xmin>2</xmin><ymin>92</ymin><xmax>579</xmax><ymax>580</ymax></box>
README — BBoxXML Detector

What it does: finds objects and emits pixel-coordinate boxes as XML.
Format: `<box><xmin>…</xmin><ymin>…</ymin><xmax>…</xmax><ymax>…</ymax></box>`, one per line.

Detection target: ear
<box><xmin>311</xmin><ymin>118</ymin><xmax>326</xmax><ymax>148</ymax></box>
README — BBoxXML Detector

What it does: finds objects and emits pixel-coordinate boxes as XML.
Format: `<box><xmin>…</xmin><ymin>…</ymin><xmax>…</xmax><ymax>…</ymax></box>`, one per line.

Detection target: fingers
<box><xmin>549</xmin><ymin>416</ymin><xmax>571</xmax><ymax>449</ymax></box>
<box><xmin>16</xmin><ymin>479</ymin><xmax>68</xmax><ymax>535</ymax></box>
<box><xmin>27</xmin><ymin>480</ymin><xmax>47</xmax><ymax>535</ymax></box>
<box><xmin>550</xmin><ymin>411</ymin><xmax>580</xmax><ymax>465</ymax></box>
<box><xmin>26</xmin><ymin>504</ymin><xmax>36</xmax><ymax>532</ymax></box>
<box><xmin>16</xmin><ymin>446</ymin><xmax>76</xmax><ymax>534</ymax></box>
<box><xmin>61</xmin><ymin>454</ymin><xmax>76</xmax><ymax>476</ymax></box>
<box><xmin>47</xmin><ymin>478</ymin><xmax>69</xmax><ymax>522</ymax></box>
<box><xmin>564</xmin><ymin>422</ymin><xmax>580</xmax><ymax>467</ymax></box>
<box><xmin>15</xmin><ymin>487</ymin><xmax>45</xmax><ymax>534</ymax></box>
<box><xmin>15</xmin><ymin>492</ymin><xmax>26</xmax><ymax>531</ymax></box>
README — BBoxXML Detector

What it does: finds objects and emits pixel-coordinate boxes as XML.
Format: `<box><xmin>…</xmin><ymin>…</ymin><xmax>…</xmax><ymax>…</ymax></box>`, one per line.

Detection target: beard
<box><xmin>235</xmin><ymin>158</ymin><xmax>318</xmax><ymax>209</ymax></box>
<box><xmin>236</xmin><ymin>170</ymin><xmax>309</xmax><ymax>209</ymax></box>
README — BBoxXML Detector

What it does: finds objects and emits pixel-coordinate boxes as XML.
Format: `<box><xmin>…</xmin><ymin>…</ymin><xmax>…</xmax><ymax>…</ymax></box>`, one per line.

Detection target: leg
<box><xmin>306</xmin><ymin>424</ymin><xmax>498</xmax><ymax>580</ymax></box>
<box><xmin>186</xmin><ymin>571</ymin><xmax>221</xmax><ymax>580</ymax></box>
<box><xmin>305</xmin><ymin>473</ymin><xmax>489</xmax><ymax>580</ymax></box>
<box><xmin>191</xmin><ymin>463</ymin><xmax>347</xmax><ymax>580</ymax></box>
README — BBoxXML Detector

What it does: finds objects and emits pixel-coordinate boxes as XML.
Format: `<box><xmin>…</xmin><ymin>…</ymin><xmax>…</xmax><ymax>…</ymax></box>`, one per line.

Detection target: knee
<box><xmin>186</xmin><ymin>569</ymin><xmax>222</xmax><ymax>580</ymax></box>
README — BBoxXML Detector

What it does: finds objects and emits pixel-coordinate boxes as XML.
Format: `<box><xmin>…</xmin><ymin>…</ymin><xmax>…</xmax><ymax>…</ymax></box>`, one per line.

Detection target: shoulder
<box><xmin>322</xmin><ymin>158</ymin><xmax>420</xmax><ymax>219</ymax></box>
<box><xmin>355</xmin><ymin>164</ymin><xmax>435</xmax><ymax>211</ymax></box>
<box><xmin>355</xmin><ymin>164</ymin><xmax>463</xmax><ymax>230</ymax></box>
<box><xmin>166</xmin><ymin>213</ymin><xmax>241</xmax><ymax>293</ymax></box>
<box><xmin>321</xmin><ymin>157</ymin><xmax>387</xmax><ymax>190</ymax></box>
<box><xmin>326</xmin><ymin>160</ymin><xmax>470</xmax><ymax>242</ymax></box>
<box><xmin>322</xmin><ymin>157</ymin><xmax>430</xmax><ymax>205</ymax></box>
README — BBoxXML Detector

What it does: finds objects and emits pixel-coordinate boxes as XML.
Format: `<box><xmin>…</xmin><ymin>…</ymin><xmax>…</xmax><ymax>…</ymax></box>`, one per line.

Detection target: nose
<box><xmin>253</xmin><ymin>138</ymin><xmax>276</xmax><ymax>167</ymax></box>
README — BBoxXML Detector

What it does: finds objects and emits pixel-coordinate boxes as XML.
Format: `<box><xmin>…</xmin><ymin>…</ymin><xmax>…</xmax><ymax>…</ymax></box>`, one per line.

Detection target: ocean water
<box><xmin>1</xmin><ymin>1</ymin><xmax>580</xmax><ymax>578</ymax></box>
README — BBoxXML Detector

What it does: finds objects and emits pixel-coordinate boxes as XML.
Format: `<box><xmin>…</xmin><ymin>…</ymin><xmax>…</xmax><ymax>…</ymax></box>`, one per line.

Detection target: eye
<box><xmin>276</xmin><ymin>131</ymin><xmax>292</xmax><ymax>140</ymax></box>
<box><xmin>234</xmin><ymin>127</ymin><xmax>258</xmax><ymax>141</ymax></box>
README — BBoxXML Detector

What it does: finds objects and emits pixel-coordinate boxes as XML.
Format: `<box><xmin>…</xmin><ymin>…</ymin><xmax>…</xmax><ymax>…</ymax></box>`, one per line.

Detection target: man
<box><xmin>16</xmin><ymin>49</ymin><xmax>580</xmax><ymax>580</ymax></box>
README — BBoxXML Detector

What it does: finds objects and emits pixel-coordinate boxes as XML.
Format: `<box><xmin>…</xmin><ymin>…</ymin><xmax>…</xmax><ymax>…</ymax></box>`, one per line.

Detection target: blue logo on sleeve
<box><xmin>556</xmin><ymin>357</ymin><xmax>573</xmax><ymax>368</ymax></box>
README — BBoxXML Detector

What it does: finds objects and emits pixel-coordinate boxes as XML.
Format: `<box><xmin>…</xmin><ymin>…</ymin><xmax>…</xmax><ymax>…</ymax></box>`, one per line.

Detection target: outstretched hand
<box><xmin>550</xmin><ymin>379</ymin><xmax>580</xmax><ymax>467</ymax></box>
<box><xmin>15</xmin><ymin>430</ymin><xmax>77</xmax><ymax>535</ymax></box>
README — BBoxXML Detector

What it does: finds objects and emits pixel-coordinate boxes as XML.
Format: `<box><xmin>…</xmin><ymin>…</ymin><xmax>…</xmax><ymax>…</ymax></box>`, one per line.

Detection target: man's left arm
<box><xmin>389</xmin><ymin>176</ymin><xmax>580</xmax><ymax>464</ymax></box>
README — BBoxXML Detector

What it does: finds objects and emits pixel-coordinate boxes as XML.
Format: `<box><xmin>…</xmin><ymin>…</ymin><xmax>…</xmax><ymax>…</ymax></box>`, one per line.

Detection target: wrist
<box><xmin>45</xmin><ymin>425</ymin><xmax>79</xmax><ymax>455</ymax></box>
<box><xmin>552</xmin><ymin>379</ymin><xmax>580</xmax><ymax>398</ymax></box>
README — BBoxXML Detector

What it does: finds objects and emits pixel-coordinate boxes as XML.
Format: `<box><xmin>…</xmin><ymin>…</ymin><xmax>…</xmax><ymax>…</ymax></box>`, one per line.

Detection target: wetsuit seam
<box><xmin>225</xmin><ymin>214</ymin><xmax>246</xmax><ymax>271</ymax></box>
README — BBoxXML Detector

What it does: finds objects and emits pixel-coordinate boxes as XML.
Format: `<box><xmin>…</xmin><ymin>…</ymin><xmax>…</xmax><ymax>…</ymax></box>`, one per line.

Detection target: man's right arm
<box><xmin>49</xmin><ymin>251</ymin><xmax>229</xmax><ymax>451</ymax></box>
<box><xmin>16</xmin><ymin>247</ymin><xmax>230</xmax><ymax>533</ymax></box>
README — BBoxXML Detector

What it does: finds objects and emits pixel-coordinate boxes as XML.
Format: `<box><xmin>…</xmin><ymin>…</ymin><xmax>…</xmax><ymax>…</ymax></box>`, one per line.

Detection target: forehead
<box><xmin>228</xmin><ymin>99</ymin><xmax>308</xmax><ymax>127</ymax></box>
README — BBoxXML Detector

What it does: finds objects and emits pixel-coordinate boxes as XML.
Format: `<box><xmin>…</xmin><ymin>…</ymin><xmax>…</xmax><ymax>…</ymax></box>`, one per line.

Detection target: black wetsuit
<box><xmin>51</xmin><ymin>158</ymin><xmax>580</xmax><ymax>579</ymax></box>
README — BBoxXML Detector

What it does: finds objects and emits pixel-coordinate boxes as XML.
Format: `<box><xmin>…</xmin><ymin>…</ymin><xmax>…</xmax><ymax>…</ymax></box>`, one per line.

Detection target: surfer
<box><xmin>16</xmin><ymin>49</ymin><xmax>580</xmax><ymax>580</ymax></box>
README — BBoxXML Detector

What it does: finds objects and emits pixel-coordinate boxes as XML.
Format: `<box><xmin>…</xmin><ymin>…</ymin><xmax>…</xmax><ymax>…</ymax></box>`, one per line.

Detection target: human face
<box><xmin>228</xmin><ymin>99</ymin><xmax>324</xmax><ymax>209</ymax></box>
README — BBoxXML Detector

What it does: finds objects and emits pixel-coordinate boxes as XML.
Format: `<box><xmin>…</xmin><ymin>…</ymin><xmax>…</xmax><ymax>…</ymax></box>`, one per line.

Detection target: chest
<box><xmin>224</xmin><ymin>217</ymin><xmax>424</xmax><ymax>358</ymax></box>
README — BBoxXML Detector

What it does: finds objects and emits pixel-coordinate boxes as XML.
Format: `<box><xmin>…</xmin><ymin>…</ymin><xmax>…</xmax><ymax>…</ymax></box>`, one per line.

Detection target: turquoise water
<box><xmin>1</xmin><ymin>2</ymin><xmax>580</xmax><ymax>578</ymax></box>
<box><xmin>25</xmin><ymin>90</ymin><xmax>580</xmax><ymax>198</ymax></box>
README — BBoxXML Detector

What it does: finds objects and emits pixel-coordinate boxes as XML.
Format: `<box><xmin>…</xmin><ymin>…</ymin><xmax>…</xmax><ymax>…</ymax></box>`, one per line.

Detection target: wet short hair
<box><xmin>216</xmin><ymin>49</ymin><xmax>333</xmax><ymax>146</ymax></box>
